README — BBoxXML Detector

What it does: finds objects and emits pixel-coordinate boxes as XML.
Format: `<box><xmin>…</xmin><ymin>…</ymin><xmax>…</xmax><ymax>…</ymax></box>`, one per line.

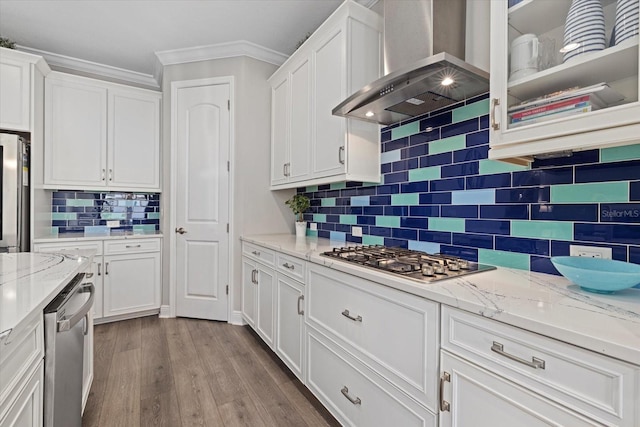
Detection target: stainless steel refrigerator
<box><xmin>0</xmin><ymin>133</ymin><xmax>30</xmax><ymax>253</ymax></box>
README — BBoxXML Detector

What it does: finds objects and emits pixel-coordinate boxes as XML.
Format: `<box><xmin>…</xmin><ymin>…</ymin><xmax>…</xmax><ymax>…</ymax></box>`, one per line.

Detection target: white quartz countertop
<box><xmin>33</xmin><ymin>231</ymin><xmax>163</xmax><ymax>243</ymax></box>
<box><xmin>0</xmin><ymin>252</ymin><xmax>93</xmax><ymax>338</ymax></box>
<box><xmin>242</xmin><ymin>234</ymin><xmax>640</xmax><ymax>365</ymax></box>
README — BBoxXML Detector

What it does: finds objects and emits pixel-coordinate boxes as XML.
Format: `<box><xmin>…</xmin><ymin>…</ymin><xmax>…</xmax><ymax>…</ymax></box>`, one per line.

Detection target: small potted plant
<box><xmin>285</xmin><ymin>193</ymin><xmax>310</xmax><ymax>238</ymax></box>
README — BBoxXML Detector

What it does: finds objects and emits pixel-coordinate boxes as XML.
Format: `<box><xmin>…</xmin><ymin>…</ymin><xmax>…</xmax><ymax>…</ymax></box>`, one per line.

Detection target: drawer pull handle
<box><xmin>341</xmin><ymin>309</ymin><xmax>362</xmax><ymax>323</ymax></box>
<box><xmin>251</xmin><ymin>269</ymin><xmax>258</xmax><ymax>285</ymax></box>
<box><xmin>340</xmin><ymin>386</ymin><xmax>361</xmax><ymax>405</ymax></box>
<box><xmin>491</xmin><ymin>341</ymin><xmax>546</xmax><ymax>370</ymax></box>
<box><xmin>297</xmin><ymin>295</ymin><xmax>304</xmax><ymax>315</ymax></box>
<box><xmin>252</xmin><ymin>250</ymin><xmax>260</xmax><ymax>256</ymax></box>
<box><xmin>282</xmin><ymin>263</ymin><xmax>295</xmax><ymax>270</ymax></box>
<box><xmin>439</xmin><ymin>372</ymin><xmax>451</xmax><ymax>412</ymax></box>
<box><xmin>490</xmin><ymin>97</ymin><xmax>500</xmax><ymax>131</ymax></box>
<box><xmin>125</xmin><ymin>244</ymin><xmax>142</xmax><ymax>248</ymax></box>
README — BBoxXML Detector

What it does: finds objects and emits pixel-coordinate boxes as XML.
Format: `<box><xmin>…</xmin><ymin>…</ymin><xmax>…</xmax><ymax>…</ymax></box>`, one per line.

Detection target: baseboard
<box><xmin>159</xmin><ymin>305</ymin><xmax>172</xmax><ymax>318</ymax></box>
<box><xmin>94</xmin><ymin>309</ymin><xmax>160</xmax><ymax>325</ymax></box>
<box><xmin>229</xmin><ymin>310</ymin><xmax>246</xmax><ymax>325</ymax></box>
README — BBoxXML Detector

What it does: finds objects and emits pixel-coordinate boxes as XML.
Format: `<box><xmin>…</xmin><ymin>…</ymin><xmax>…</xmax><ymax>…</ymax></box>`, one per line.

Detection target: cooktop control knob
<box><xmin>448</xmin><ymin>260</ymin><xmax>460</xmax><ymax>271</ymax></box>
<box><xmin>433</xmin><ymin>263</ymin><xmax>445</xmax><ymax>274</ymax></box>
<box><xmin>421</xmin><ymin>264</ymin><xmax>434</xmax><ymax>276</ymax></box>
<box><xmin>458</xmin><ymin>259</ymin><xmax>469</xmax><ymax>270</ymax></box>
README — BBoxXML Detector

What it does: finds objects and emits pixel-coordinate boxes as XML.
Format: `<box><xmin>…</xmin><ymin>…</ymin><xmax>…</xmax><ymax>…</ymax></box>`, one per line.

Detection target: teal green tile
<box><xmin>601</xmin><ymin>143</ymin><xmax>640</xmax><ymax>162</ymax></box>
<box><xmin>452</xmin><ymin>99</ymin><xmax>490</xmax><ymax>123</ymax></box>
<box><xmin>511</xmin><ymin>220</ymin><xmax>573</xmax><ymax>240</ymax></box>
<box><xmin>479</xmin><ymin>159</ymin><xmax>528</xmax><ymax>175</ymax></box>
<box><xmin>306</xmin><ymin>185</ymin><xmax>318</xmax><ymax>192</ymax></box>
<box><xmin>429</xmin><ymin>218</ymin><xmax>465</xmax><ymax>233</ymax></box>
<box><xmin>391</xmin><ymin>193</ymin><xmax>419</xmax><ymax>206</ymax></box>
<box><xmin>429</xmin><ymin>135</ymin><xmax>466</xmax><ymax>155</ymax></box>
<box><xmin>478</xmin><ymin>249</ymin><xmax>530</xmax><ymax>270</ymax></box>
<box><xmin>133</xmin><ymin>225</ymin><xmax>156</xmax><ymax>233</ymax></box>
<box><xmin>66</xmin><ymin>199</ymin><xmax>93</xmax><ymax>207</ymax></box>
<box><xmin>100</xmin><ymin>213</ymin><xmax>127</xmax><ymax>220</ymax></box>
<box><xmin>307</xmin><ymin>230</ymin><xmax>318</xmax><ymax>238</ymax></box>
<box><xmin>50</xmin><ymin>227</ymin><xmax>59</xmax><ymax>235</ymax></box>
<box><xmin>313</xmin><ymin>214</ymin><xmax>327</xmax><ymax>223</ymax></box>
<box><xmin>376</xmin><ymin>216</ymin><xmax>401</xmax><ymax>228</ymax></box>
<box><xmin>391</xmin><ymin>121</ymin><xmax>420</xmax><ymax>140</ymax></box>
<box><xmin>321</xmin><ymin>198</ymin><xmax>336</xmax><ymax>207</ymax></box>
<box><xmin>551</xmin><ymin>182</ymin><xmax>629</xmax><ymax>203</ymax></box>
<box><xmin>363</xmin><ymin>181</ymin><xmax>382</xmax><ymax>187</ymax></box>
<box><xmin>409</xmin><ymin>166</ymin><xmax>441</xmax><ymax>181</ymax></box>
<box><xmin>330</xmin><ymin>182</ymin><xmax>346</xmax><ymax>190</ymax></box>
<box><xmin>147</xmin><ymin>212</ymin><xmax>160</xmax><ymax>220</ymax></box>
<box><xmin>52</xmin><ymin>212</ymin><xmax>77</xmax><ymax>220</ymax></box>
<box><xmin>362</xmin><ymin>235</ymin><xmax>384</xmax><ymax>245</ymax></box>
<box><xmin>340</xmin><ymin>215</ymin><xmax>358</xmax><ymax>225</ymax></box>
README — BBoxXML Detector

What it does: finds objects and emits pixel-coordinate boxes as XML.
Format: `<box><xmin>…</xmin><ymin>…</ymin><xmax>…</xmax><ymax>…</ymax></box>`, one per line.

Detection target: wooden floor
<box><xmin>82</xmin><ymin>316</ymin><xmax>340</xmax><ymax>427</ymax></box>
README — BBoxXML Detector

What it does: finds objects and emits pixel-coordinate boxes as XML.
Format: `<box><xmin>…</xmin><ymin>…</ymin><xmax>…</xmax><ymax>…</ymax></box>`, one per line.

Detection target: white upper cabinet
<box><xmin>269</xmin><ymin>0</ymin><xmax>382</xmax><ymax>189</ymax></box>
<box><xmin>489</xmin><ymin>0</ymin><xmax>640</xmax><ymax>163</ymax></box>
<box><xmin>44</xmin><ymin>72</ymin><xmax>161</xmax><ymax>192</ymax></box>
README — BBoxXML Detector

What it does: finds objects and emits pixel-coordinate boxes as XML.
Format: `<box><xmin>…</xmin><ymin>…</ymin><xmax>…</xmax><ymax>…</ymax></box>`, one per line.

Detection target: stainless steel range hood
<box><xmin>333</xmin><ymin>0</ymin><xmax>489</xmax><ymax>126</ymax></box>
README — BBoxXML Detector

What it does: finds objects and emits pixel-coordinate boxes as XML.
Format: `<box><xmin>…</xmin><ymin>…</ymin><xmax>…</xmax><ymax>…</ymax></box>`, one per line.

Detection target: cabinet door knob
<box><xmin>175</xmin><ymin>227</ymin><xmax>187</xmax><ymax>234</ymax></box>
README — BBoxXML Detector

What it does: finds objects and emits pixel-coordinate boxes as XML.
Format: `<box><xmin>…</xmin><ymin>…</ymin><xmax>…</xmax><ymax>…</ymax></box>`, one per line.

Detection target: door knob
<box><xmin>175</xmin><ymin>227</ymin><xmax>187</xmax><ymax>234</ymax></box>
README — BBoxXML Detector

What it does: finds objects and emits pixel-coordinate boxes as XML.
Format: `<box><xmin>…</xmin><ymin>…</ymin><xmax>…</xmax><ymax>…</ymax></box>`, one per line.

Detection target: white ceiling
<box><xmin>0</xmin><ymin>0</ymin><xmax>375</xmax><ymax>85</ymax></box>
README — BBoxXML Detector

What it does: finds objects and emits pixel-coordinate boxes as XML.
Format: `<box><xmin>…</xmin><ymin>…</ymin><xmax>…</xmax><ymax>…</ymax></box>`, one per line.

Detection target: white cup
<box><xmin>510</xmin><ymin>34</ymin><xmax>539</xmax><ymax>81</ymax></box>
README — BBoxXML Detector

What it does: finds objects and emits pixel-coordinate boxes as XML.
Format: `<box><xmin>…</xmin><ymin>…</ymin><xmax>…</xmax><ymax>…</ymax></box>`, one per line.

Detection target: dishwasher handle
<box><xmin>57</xmin><ymin>283</ymin><xmax>95</xmax><ymax>332</ymax></box>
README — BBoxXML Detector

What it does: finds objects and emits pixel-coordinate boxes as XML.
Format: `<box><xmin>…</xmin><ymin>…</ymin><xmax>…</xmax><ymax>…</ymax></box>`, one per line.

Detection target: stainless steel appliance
<box><xmin>0</xmin><ymin>133</ymin><xmax>30</xmax><ymax>253</ymax></box>
<box><xmin>321</xmin><ymin>245</ymin><xmax>495</xmax><ymax>283</ymax></box>
<box><xmin>44</xmin><ymin>272</ymin><xmax>95</xmax><ymax>427</ymax></box>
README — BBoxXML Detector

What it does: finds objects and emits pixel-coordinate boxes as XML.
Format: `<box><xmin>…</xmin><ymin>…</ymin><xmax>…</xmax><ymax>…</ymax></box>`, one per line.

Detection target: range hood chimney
<box><xmin>333</xmin><ymin>0</ymin><xmax>489</xmax><ymax>125</ymax></box>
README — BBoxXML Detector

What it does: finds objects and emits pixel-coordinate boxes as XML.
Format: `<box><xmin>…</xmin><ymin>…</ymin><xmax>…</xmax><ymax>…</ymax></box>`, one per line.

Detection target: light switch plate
<box><xmin>106</xmin><ymin>220</ymin><xmax>120</xmax><ymax>228</ymax></box>
<box><xmin>569</xmin><ymin>245</ymin><xmax>612</xmax><ymax>259</ymax></box>
<box><xmin>310</xmin><ymin>223</ymin><xmax>318</xmax><ymax>231</ymax></box>
<box><xmin>352</xmin><ymin>226</ymin><xmax>363</xmax><ymax>237</ymax></box>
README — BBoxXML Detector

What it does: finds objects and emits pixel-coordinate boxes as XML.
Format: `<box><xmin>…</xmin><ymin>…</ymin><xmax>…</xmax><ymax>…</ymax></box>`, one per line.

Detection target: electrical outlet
<box><xmin>569</xmin><ymin>245</ymin><xmax>612</xmax><ymax>259</ymax></box>
<box><xmin>106</xmin><ymin>220</ymin><xmax>120</xmax><ymax>228</ymax></box>
<box><xmin>310</xmin><ymin>222</ymin><xmax>318</xmax><ymax>231</ymax></box>
<box><xmin>352</xmin><ymin>226</ymin><xmax>363</xmax><ymax>237</ymax></box>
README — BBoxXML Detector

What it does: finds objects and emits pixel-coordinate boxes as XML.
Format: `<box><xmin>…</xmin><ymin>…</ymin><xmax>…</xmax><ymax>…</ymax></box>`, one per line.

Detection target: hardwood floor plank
<box><xmin>140</xmin><ymin>391</ymin><xmax>182</xmax><ymax>427</ymax></box>
<box><xmin>217</xmin><ymin>396</ymin><xmax>268</xmax><ymax>427</ymax></box>
<box><xmin>140</xmin><ymin>316</ymin><xmax>173</xmax><ymax>400</ymax></box>
<box><xmin>165</xmin><ymin>317</ymin><xmax>199</xmax><ymax>362</ymax></box>
<box><xmin>113</xmin><ymin>317</ymin><xmax>142</xmax><ymax>353</ymax></box>
<box><xmin>98</xmin><ymin>348</ymin><xmax>141</xmax><ymax>427</ymax></box>
<box><xmin>278</xmin><ymin>380</ymin><xmax>341</xmax><ymax>427</ymax></box>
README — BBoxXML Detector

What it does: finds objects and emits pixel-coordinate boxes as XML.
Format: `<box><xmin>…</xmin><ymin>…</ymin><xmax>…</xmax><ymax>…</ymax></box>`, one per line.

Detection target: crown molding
<box><xmin>17</xmin><ymin>45</ymin><xmax>160</xmax><ymax>89</ymax></box>
<box><xmin>357</xmin><ymin>0</ymin><xmax>380</xmax><ymax>8</ymax></box>
<box><xmin>155</xmin><ymin>40</ymin><xmax>289</xmax><ymax>68</ymax></box>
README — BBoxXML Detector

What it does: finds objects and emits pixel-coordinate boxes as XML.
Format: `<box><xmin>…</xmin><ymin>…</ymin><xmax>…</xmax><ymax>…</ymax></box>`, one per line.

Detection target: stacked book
<box><xmin>508</xmin><ymin>83</ymin><xmax>624</xmax><ymax>128</ymax></box>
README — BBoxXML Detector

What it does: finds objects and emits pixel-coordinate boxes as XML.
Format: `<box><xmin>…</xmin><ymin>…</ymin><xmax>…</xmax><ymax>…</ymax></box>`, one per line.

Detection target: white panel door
<box><xmin>0</xmin><ymin>57</ymin><xmax>30</xmax><ymax>131</ymax></box>
<box><xmin>102</xmin><ymin>253</ymin><xmax>160</xmax><ymax>317</ymax></box>
<box><xmin>289</xmin><ymin>58</ymin><xmax>311</xmax><ymax>181</ymax></box>
<box><xmin>270</xmin><ymin>76</ymin><xmax>289</xmax><ymax>186</ymax></box>
<box><xmin>175</xmin><ymin>82</ymin><xmax>230</xmax><ymax>320</ymax></box>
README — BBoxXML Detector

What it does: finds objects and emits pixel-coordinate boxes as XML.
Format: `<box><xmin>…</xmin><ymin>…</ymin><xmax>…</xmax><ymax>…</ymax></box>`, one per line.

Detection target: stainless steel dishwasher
<box><xmin>43</xmin><ymin>272</ymin><xmax>95</xmax><ymax>427</ymax></box>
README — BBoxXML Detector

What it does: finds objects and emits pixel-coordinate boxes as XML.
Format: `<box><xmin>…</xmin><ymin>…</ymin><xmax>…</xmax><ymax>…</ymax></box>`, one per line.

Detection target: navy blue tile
<box><xmin>410</xmin><ymin>206</ymin><xmax>440</xmax><ymax>217</ymax></box>
<box><xmin>496</xmin><ymin>236</ymin><xmax>549</xmax><ymax>255</ymax></box>
<box><xmin>467</xmin><ymin>92</ymin><xmax>490</xmax><ymax>103</ymax></box>
<box><xmin>381</xmin><ymin>130</ymin><xmax>392</xmax><ymax>142</ymax></box>
<box><xmin>495</xmin><ymin>187</ymin><xmax>550</xmax><ymax>203</ymax></box>
<box><xmin>419</xmin><ymin>230</ymin><xmax>452</xmax><ymax>244</ymax></box>
<box><xmin>550</xmin><ymin>241</ymin><xmax>628</xmax><ymax>261</ymax></box>
<box><xmin>346</xmin><ymin>181</ymin><xmax>362</xmax><ymax>188</ymax></box>
<box><xmin>52</xmin><ymin>220</ymin><xmax>67</xmax><ymax>227</ymax></box>
<box><xmin>346</xmin><ymin>235</ymin><xmax>363</xmax><ymax>244</ymax></box>
<box><xmin>357</xmin><ymin>216</ymin><xmax>376</xmax><ymax>225</ymax></box>
<box><xmin>404</xmin><ymin>144</ymin><xmax>429</xmax><ymax>158</ymax></box>
<box><xmin>453</xmin><ymin>146</ymin><xmax>489</xmax><ymax>163</ymax></box>
<box><xmin>400</xmin><ymin>217</ymin><xmax>428</xmax><ymax>229</ymax></box>
<box><xmin>430</xmin><ymin>178</ymin><xmax>465</xmax><ymax>192</ymax></box>
<box><xmin>340</xmin><ymin>188</ymin><xmax>359</xmax><ymax>197</ymax></box>
<box><xmin>370</xmin><ymin>195</ymin><xmax>391</xmax><ymax>205</ymax></box>
<box><xmin>318</xmin><ymin>184</ymin><xmax>331</xmax><ymax>191</ymax></box>
<box><xmin>325</xmin><ymin>190</ymin><xmax>340</xmax><ymax>198</ymax></box>
<box><xmin>385</xmin><ymin>206</ymin><xmax>409</xmax><ymax>216</ymax></box>
<box><xmin>631</xmin><ymin>181</ymin><xmax>640</xmax><ymax>201</ymax></box>
<box><xmin>410</xmin><ymin>129</ymin><xmax>439</xmax><ymax>145</ymax></box>
<box><xmin>363</xmin><ymin>206</ymin><xmax>384</xmax><ymax>216</ymax></box>
<box><xmin>320</xmin><ymin>223</ymin><xmax>335</xmax><ymax>231</ymax></box>
<box><xmin>441</xmin><ymin>205</ymin><xmax>478</xmax><ymax>218</ymax></box>
<box><xmin>345</xmin><ymin>207</ymin><xmax>363</xmax><ymax>215</ymax></box>
<box><xmin>441</xmin><ymin>118</ymin><xmax>479</xmax><ymax>139</ymax></box>
<box><xmin>392</xmin><ymin>158</ymin><xmax>419</xmax><ymax>171</ymax></box>
<box><xmin>384</xmin><ymin>171</ymin><xmax>408</xmax><ymax>184</ymax></box>
<box><xmin>512</xmin><ymin>167</ymin><xmax>573</xmax><ymax>187</ymax></box>
<box><xmin>383</xmin><ymin>137</ymin><xmax>409</xmax><ymax>152</ymax></box>
<box><xmin>52</xmin><ymin>199</ymin><xmax>66</xmax><ymax>206</ymax></box>
<box><xmin>377</xmin><ymin>184</ymin><xmax>400</xmax><ymax>195</ymax></box>
<box><xmin>531</xmin><ymin>204</ymin><xmax>597</xmax><ymax>222</ymax></box>
<box><xmin>381</xmin><ymin>163</ymin><xmax>392</xmax><ymax>174</ymax></box>
<box><xmin>466</xmin><ymin>219</ymin><xmax>511</xmax><ymax>235</ymax></box>
<box><xmin>370</xmin><ymin>226</ymin><xmax>392</xmax><ymax>237</ymax></box>
<box><xmin>574</xmin><ymin>223</ymin><xmax>640</xmax><ymax>245</ymax></box>
<box><xmin>77</xmin><ymin>213</ymin><xmax>99</xmax><ymax>220</ymax></box>
<box><xmin>419</xmin><ymin>192</ymin><xmax>452</xmax><ymax>205</ymax></box>
<box><xmin>326</xmin><ymin>215</ymin><xmax>340</xmax><ymax>223</ymax></box>
<box><xmin>393</xmin><ymin>228</ymin><xmax>417</xmax><ymax>240</ymax></box>
<box><xmin>480</xmin><ymin>205</ymin><xmax>529</xmax><ymax>220</ymax></box>
<box><xmin>76</xmin><ymin>192</ymin><xmax>99</xmax><ymax>199</ymax></box>
<box><xmin>532</xmin><ymin>150</ymin><xmax>599</xmax><ymax>169</ymax></box>
<box><xmin>58</xmin><ymin>227</ymin><xmax>84</xmax><ymax>233</ymax></box>
<box><xmin>575</xmin><ymin>159</ymin><xmax>640</xmax><ymax>183</ymax></box>
<box><xmin>356</xmin><ymin>186</ymin><xmax>377</xmax><ymax>197</ymax></box>
<box><xmin>58</xmin><ymin>206</ymin><xmax>85</xmax><ymax>213</ymax></box>
<box><xmin>335</xmin><ymin>224</ymin><xmax>351</xmax><ymax>233</ymax></box>
<box><xmin>600</xmin><ymin>204</ymin><xmax>640</xmax><ymax>223</ymax></box>
<box><xmin>442</xmin><ymin>161</ymin><xmax>479</xmax><ymax>178</ymax></box>
<box><xmin>381</xmin><ymin>123</ymin><xmax>400</xmax><ymax>132</ymax></box>
<box><xmin>318</xmin><ymin>230</ymin><xmax>330</xmax><ymax>239</ymax></box>
<box><xmin>479</xmin><ymin>115</ymin><xmax>489</xmax><ymax>130</ymax></box>
<box><xmin>420</xmin><ymin>152</ymin><xmax>453</xmax><ymax>167</ymax></box>
<box><xmin>452</xmin><ymin>233</ymin><xmax>493</xmax><ymax>249</ymax></box>
<box><xmin>630</xmin><ymin>246</ymin><xmax>640</xmax><ymax>264</ymax></box>
<box><xmin>303</xmin><ymin>213</ymin><xmax>313</xmax><ymax>221</ymax></box>
<box><xmin>401</xmin><ymin>181</ymin><xmax>429</xmax><ymax>193</ymax></box>
<box><xmin>530</xmin><ymin>256</ymin><xmax>560</xmax><ymax>275</ymax></box>
<box><xmin>440</xmin><ymin>245</ymin><xmax>479</xmax><ymax>262</ymax></box>
<box><xmin>466</xmin><ymin>130</ymin><xmax>489</xmax><ymax>147</ymax></box>
<box><xmin>466</xmin><ymin>173</ymin><xmax>511</xmax><ymax>189</ymax></box>
<box><xmin>53</xmin><ymin>191</ymin><xmax>76</xmax><ymax>199</ymax></box>
<box><xmin>419</xmin><ymin>111</ymin><xmax>452</xmax><ymax>130</ymax></box>
<box><xmin>384</xmin><ymin>238</ymin><xmax>409</xmax><ymax>248</ymax></box>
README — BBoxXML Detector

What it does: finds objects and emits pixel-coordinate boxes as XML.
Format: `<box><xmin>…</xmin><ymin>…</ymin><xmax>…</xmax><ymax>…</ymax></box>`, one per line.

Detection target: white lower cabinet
<box><xmin>275</xmin><ymin>271</ymin><xmax>305</xmax><ymax>381</ymax></box>
<box><xmin>241</xmin><ymin>245</ymin><xmax>277</xmax><ymax>349</ymax></box>
<box><xmin>81</xmin><ymin>311</ymin><xmax>93</xmax><ymax>414</ymax></box>
<box><xmin>0</xmin><ymin>361</ymin><xmax>43</xmax><ymax>427</ymax></box>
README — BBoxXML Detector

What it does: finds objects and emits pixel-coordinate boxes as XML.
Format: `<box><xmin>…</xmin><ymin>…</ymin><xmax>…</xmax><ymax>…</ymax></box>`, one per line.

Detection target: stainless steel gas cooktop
<box><xmin>321</xmin><ymin>245</ymin><xmax>495</xmax><ymax>283</ymax></box>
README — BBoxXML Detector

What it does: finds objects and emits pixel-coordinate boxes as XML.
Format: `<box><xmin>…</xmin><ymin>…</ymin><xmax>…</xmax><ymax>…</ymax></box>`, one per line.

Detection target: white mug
<box><xmin>510</xmin><ymin>34</ymin><xmax>539</xmax><ymax>81</ymax></box>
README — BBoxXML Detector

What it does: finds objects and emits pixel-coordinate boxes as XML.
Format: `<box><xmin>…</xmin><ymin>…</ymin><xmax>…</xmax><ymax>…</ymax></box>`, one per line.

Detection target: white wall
<box><xmin>161</xmin><ymin>56</ymin><xmax>293</xmax><ymax>314</ymax></box>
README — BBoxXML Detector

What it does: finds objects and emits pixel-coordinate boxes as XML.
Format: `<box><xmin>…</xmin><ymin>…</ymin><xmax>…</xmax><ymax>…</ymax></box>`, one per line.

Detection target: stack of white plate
<box><xmin>614</xmin><ymin>0</ymin><xmax>639</xmax><ymax>45</ymax></box>
<box><xmin>563</xmin><ymin>0</ymin><xmax>606</xmax><ymax>62</ymax></box>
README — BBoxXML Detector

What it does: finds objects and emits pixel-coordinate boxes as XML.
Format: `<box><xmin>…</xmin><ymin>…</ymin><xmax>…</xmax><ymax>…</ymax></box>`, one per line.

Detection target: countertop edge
<box><xmin>33</xmin><ymin>233</ymin><xmax>163</xmax><ymax>243</ymax></box>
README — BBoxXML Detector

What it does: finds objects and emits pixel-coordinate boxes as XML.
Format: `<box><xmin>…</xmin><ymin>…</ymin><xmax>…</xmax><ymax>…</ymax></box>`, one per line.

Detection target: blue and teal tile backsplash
<box><xmin>298</xmin><ymin>94</ymin><xmax>640</xmax><ymax>276</ymax></box>
<box><xmin>51</xmin><ymin>191</ymin><xmax>160</xmax><ymax>234</ymax></box>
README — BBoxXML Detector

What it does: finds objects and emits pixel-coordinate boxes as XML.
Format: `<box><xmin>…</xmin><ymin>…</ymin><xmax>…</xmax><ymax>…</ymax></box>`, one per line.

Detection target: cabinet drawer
<box><xmin>307</xmin><ymin>329</ymin><xmax>436</xmax><ymax>427</ymax></box>
<box><xmin>276</xmin><ymin>252</ymin><xmax>305</xmax><ymax>281</ymax></box>
<box><xmin>0</xmin><ymin>310</ymin><xmax>44</xmax><ymax>415</ymax></box>
<box><xmin>34</xmin><ymin>240</ymin><xmax>102</xmax><ymax>255</ymax></box>
<box><xmin>242</xmin><ymin>242</ymin><xmax>275</xmax><ymax>267</ymax></box>
<box><xmin>442</xmin><ymin>306</ymin><xmax>638</xmax><ymax>427</ymax></box>
<box><xmin>104</xmin><ymin>238</ymin><xmax>160</xmax><ymax>255</ymax></box>
<box><xmin>307</xmin><ymin>264</ymin><xmax>439</xmax><ymax>410</ymax></box>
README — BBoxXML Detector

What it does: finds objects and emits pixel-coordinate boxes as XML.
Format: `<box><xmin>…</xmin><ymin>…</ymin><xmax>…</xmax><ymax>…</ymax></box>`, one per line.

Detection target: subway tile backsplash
<box><xmin>50</xmin><ymin>191</ymin><xmax>160</xmax><ymax>234</ymax></box>
<box><xmin>298</xmin><ymin>94</ymin><xmax>640</xmax><ymax>278</ymax></box>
